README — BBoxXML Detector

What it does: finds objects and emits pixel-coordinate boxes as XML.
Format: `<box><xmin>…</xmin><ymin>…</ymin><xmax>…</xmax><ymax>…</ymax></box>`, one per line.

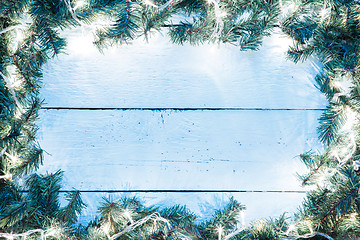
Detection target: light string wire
<box><xmin>0</xmin><ymin>71</ymin><xmax>23</xmax><ymax>112</ymax></box>
<box><xmin>207</xmin><ymin>0</ymin><xmax>225</xmax><ymax>40</ymax></box>
<box><xmin>106</xmin><ymin>212</ymin><xmax>170</xmax><ymax>240</ymax></box>
<box><xmin>62</xmin><ymin>0</ymin><xmax>82</xmax><ymax>24</ymax></box>
<box><xmin>0</xmin><ymin>228</ymin><xmax>58</xmax><ymax>240</ymax></box>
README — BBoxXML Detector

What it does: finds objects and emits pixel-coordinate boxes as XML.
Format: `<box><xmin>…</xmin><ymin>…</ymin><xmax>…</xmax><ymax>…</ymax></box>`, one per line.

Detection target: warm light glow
<box><xmin>45</xmin><ymin>228</ymin><xmax>59</xmax><ymax>237</ymax></box>
<box><xmin>304</xmin><ymin>220</ymin><xmax>313</xmax><ymax>234</ymax></box>
<box><xmin>218</xmin><ymin>11</ymin><xmax>227</xmax><ymax>18</ymax></box>
<box><xmin>350</xmin><ymin>212</ymin><xmax>358</xmax><ymax>220</ymax></box>
<box><xmin>281</xmin><ymin>2</ymin><xmax>297</xmax><ymax>16</ymax></box>
<box><xmin>102</xmin><ymin>222</ymin><xmax>111</xmax><ymax>238</ymax></box>
<box><xmin>285</xmin><ymin>224</ymin><xmax>295</xmax><ymax>235</ymax></box>
<box><xmin>144</xmin><ymin>0</ymin><xmax>159</xmax><ymax>8</ymax></box>
<box><xmin>123</xmin><ymin>209</ymin><xmax>134</xmax><ymax>224</ymax></box>
<box><xmin>10</xmin><ymin>28</ymin><xmax>26</xmax><ymax>52</ymax></box>
<box><xmin>217</xmin><ymin>226</ymin><xmax>224</xmax><ymax>240</ymax></box>
<box><xmin>0</xmin><ymin>173</ymin><xmax>12</xmax><ymax>180</ymax></box>
<box><xmin>15</xmin><ymin>109</ymin><xmax>23</xmax><ymax>119</ymax></box>
<box><xmin>4</xmin><ymin>152</ymin><xmax>19</xmax><ymax>163</ymax></box>
<box><xmin>74</xmin><ymin>0</ymin><xmax>85</xmax><ymax>10</ymax></box>
<box><xmin>239</xmin><ymin>210</ymin><xmax>245</xmax><ymax>227</ymax></box>
<box><xmin>320</xmin><ymin>8</ymin><xmax>329</xmax><ymax>21</ymax></box>
<box><xmin>11</xmin><ymin>80</ymin><xmax>22</xmax><ymax>88</ymax></box>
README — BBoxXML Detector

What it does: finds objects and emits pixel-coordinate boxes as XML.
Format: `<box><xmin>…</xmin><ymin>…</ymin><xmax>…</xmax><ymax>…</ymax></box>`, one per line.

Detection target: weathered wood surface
<box><xmin>40</xmin><ymin>29</ymin><xmax>326</xmax><ymax>109</ymax></box>
<box><xmin>38</xmin><ymin>109</ymin><xmax>321</xmax><ymax>191</ymax></box>
<box><xmin>38</xmin><ymin>28</ymin><xmax>326</xmax><ymax>224</ymax></box>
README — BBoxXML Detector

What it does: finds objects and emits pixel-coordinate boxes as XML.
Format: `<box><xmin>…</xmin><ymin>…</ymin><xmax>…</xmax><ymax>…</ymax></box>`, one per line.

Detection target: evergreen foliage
<box><xmin>1</xmin><ymin>0</ymin><xmax>360</xmax><ymax>239</ymax></box>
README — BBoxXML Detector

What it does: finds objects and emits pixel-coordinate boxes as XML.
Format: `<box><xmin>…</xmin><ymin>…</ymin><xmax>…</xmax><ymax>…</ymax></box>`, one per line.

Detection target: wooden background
<box><xmin>36</xmin><ymin>27</ymin><xmax>327</xmax><ymax>224</ymax></box>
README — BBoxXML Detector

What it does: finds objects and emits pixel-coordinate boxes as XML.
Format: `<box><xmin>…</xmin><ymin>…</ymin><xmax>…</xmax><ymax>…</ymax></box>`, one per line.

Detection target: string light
<box><xmin>350</xmin><ymin>212</ymin><xmax>357</xmax><ymax>220</ymax></box>
<box><xmin>320</xmin><ymin>8</ymin><xmax>328</xmax><ymax>20</ymax></box>
<box><xmin>102</xmin><ymin>222</ymin><xmax>111</xmax><ymax>239</ymax></box>
<box><xmin>4</xmin><ymin>152</ymin><xmax>19</xmax><ymax>164</ymax></box>
<box><xmin>0</xmin><ymin>71</ymin><xmax>23</xmax><ymax>112</ymax></box>
<box><xmin>0</xmin><ymin>25</ymin><xmax>20</xmax><ymax>35</ymax></box>
<box><xmin>123</xmin><ymin>209</ymin><xmax>134</xmax><ymax>224</ymax></box>
<box><xmin>144</xmin><ymin>0</ymin><xmax>159</xmax><ymax>8</ymax></box>
<box><xmin>0</xmin><ymin>228</ymin><xmax>58</xmax><ymax>240</ymax></box>
<box><xmin>0</xmin><ymin>147</ymin><xmax>7</xmax><ymax>157</ymax></box>
<box><xmin>0</xmin><ymin>173</ymin><xmax>12</xmax><ymax>180</ymax></box>
<box><xmin>143</xmin><ymin>0</ymin><xmax>174</xmax><ymax>10</ymax></box>
<box><xmin>305</xmin><ymin>220</ymin><xmax>313</xmax><ymax>234</ymax></box>
<box><xmin>239</xmin><ymin>210</ymin><xmax>245</xmax><ymax>227</ymax></box>
<box><xmin>73</xmin><ymin>0</ymin><xmax>85</xmax><ymax>10</ymax></box>
<box><xmin>319</xmin><ymin>2</ymin><xmax>329</xmax><ymax>22</ymax></box>
<box><xmin>62</xmin><ymin>0</ymin><xmax>81</xmax><ymax>24</ymax></box>
<box><xmin>108</xmin><ymin>212</ymin><xmax>170</xmax><ymax>240</ymax></box>
<box><xmin>217</xmin><ymin>226</ymin><xmax>224</xmax><ymax>240</ymax></box>
<box><xmin>285</xmin><ymin>224</ymin><xmax>295</xmax><ymax>235</ymax></box>
<box><xmin>206</xmin><ymin>0</ymin><xmax>227</xmax><ymax>40</ymax></box>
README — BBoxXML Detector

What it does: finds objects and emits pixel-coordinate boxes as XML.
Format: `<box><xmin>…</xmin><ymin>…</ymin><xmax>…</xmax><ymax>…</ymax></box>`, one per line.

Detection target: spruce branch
<box><xmin>11</xmin><ymin>145</ymin><xmax>43</xmax><ymax>176</ymax></box>
<box><xmin>26</xmin><ymin>170</ymin><xmax>63</xmax><ymax>218</ymax></box>
<box><xmin>0</xmin><ymin>71</ymin><xmax>23</xmax><ymax>112</ymax></box>
<box><xmin>319</xmin><ymin>186</ymin><xmax>359</xmax><ymax>227</ymax></box>
<box><xmin>94</xmin><ymin>0</ymin><xmax>141</xmax><ymax>49</ymax></box>
<box><xmin>0</xmin><ymin>200</ymin><xmax>30</xmax><ymax>228</ymax></box>
<box><xmin>58</xmin><ymin>190</ymin><xmax>86</xmax><ymax>224</ymax></box>
<box><xmin>0</xmin><ymin>0</ymin><xmax>31</xmax><ymax>18</ymax></box>
<box><xmin>318</xmin><ymin>103</ymin><xmax>347</xmax><ymax>146</ymax></box>
<box><xmin>198</xmin><ymin>197</ymin><xmax>245</xmax><ymax>239</ymax></box>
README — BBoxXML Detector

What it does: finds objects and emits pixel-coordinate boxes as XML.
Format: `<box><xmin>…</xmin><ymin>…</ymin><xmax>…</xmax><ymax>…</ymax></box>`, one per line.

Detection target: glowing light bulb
<box><xmin>217</xmin><ymin>226</ymin><xmax>224</xmax><ymax>240</ymax></box>
<box><xmin>74</xmin><ymin>0</ymin><xmax>85</xmax><ymax>10</ymax></box>
<box><xmin>304</xmin><ymin>220</ymin><xmax>313</xmax><ymax>234</ymax></box>
<box><xmin>15</xmin><ymin>109</ymin><xmax>23</xmax><ymax>119</ymax></box>
<box><xmin>350</xmin><ymin>212</ymin><xmax>357</xmax><ymax>220</ymax></box>
<box><xmin>0</xmin><ymin>173</ymin><xmax>12</xmax><ymax>180</ymax></box>
<box><xmin>45</xmin><ymin>228</ymin><xmax>58</xmax><ymax>237</ymax></box>
<box><xmin>320</xmin><ymin>8</ymin><xmax>328</xmax><ymax>20</ymax></box>
<box><xmin>4</xmin><ymin>152</ymin><xmax>19</xmax><ymax>163</ymax></box>
<box><xmin>144</xmin><ymin>0</ymin><xmax>158</xmax><ymax>7</ymax></box>
<box><xmin>239</xmin><ymin>210</ymin><xmax>245</xmax><ymax>227</ymax></box>
<box><xmin>218</xmin><ymin>11</ymin><xmax>227</xmax><ymax>18</ymax></box>
<box><xmin>123</xmin><ymin>209</ymin><xmax>134</xmax><ymax>224</ymax></box>
<box><xmin>286</xmin><ymin>224</ymin><xmax>295</xmax><ymax>235</ymax></box>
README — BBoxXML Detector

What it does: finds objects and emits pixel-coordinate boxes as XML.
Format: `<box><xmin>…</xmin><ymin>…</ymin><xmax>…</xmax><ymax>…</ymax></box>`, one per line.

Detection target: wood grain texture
<box><xmin>37</xmin><ymin>109</ymin><xmax>322</xmax><ymax>191</ymax></box>
<box><xmin>40</xmin><ymin>29</ymin><xmax>327</xmax><ymax>109</ymax></box>
<box><xmin>38</xmin><ymin>28</ymin><xmax>327</xmax><ymax>224</ymax></box>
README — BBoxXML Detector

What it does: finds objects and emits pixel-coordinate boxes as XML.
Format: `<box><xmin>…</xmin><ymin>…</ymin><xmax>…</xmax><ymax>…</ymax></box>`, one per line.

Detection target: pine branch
<box><xmin>319</xmin><ymin>186</ymin><xmax>359</xmax><ymax>226</ymax></box>
<box><xmin>94</xmin><ymin>0</ymin><xmax>141</xmax><ymax>49</ymax></box>
<box><xmin>12</xmin><ymin>39</ymin><xmax>48</xmax><ymax>93</ymax></box>
<box><xmin>26</xmin><ymin>170</ymin><xmax>62</xmax><ymax>218</ymax></box>
<box><xmin>240</xmin><ymin>213</ymin><xmax>288</xmax><ymax>239</ymax></box>
<box><xmin>0</xmin><ymin>200</ymin><xmax>29</xmax><ymax>228</ymax></box>
<box><xmin>33</xmin><ymin>18</ymin><xmax>66</xmax><ymax>56</ymax></box>
<box><xmin>58</xmin><ymin>190</ymin><xmax>86</xmax><ymax>224</ymax></box>
<box><xmin>12</xmin><ymin>145</ymin><xmax>43</xmax><ymax>176</ymax></box>
<box><xmin>318</xmin><ymin>103</ymin><xmax>347</xmax><ymax>146</ymax></box>
<box><xmin>0</xmin><ymin>0</ymin><xmax>31</xmax><ymax>18</ymax></box>
<box><xmin>297</xmin><ymin>151</ymin><xmax>330</xmax><ymax>186</ymax></box>
<box><xmin>314</xmin><ymin>71</ymin><xmax>341</xmax><ymax>101</ymax></box>
<box><xmin>160</xmin><ymin>205</ymin><xmax>199</xmax><ymax>237</ymax></box>
<box><xmin>198</xmin><ymin>197</ymin><xmax>245</xmax><ymax>239</ymax></box>
<box><xmin>98</xmin><ymin>197</ymin><xmax>125</xmax><ymax>235</ymax></box>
